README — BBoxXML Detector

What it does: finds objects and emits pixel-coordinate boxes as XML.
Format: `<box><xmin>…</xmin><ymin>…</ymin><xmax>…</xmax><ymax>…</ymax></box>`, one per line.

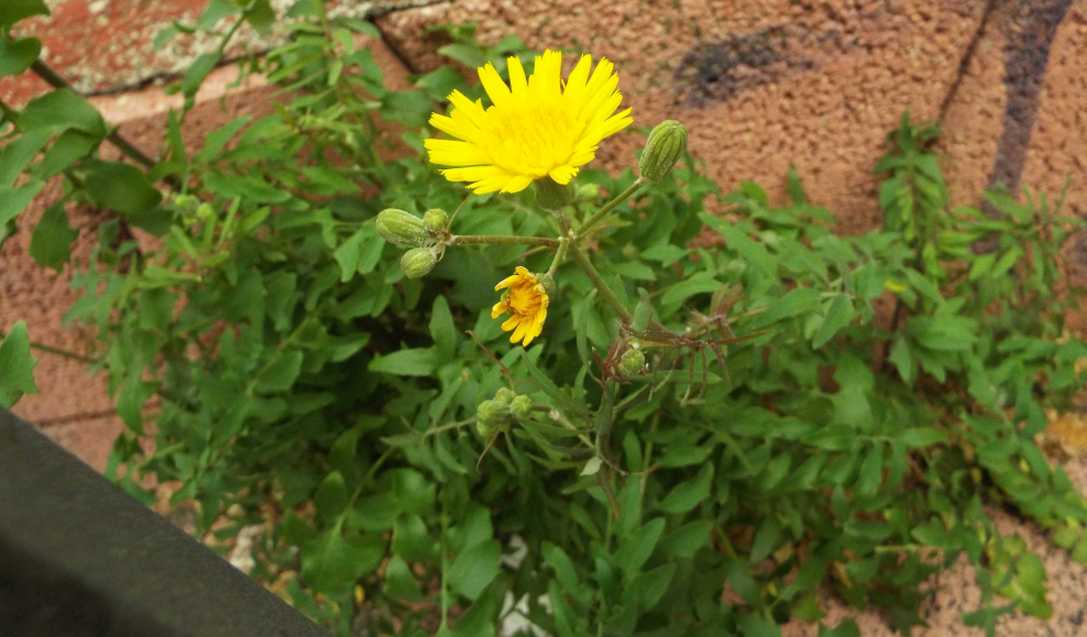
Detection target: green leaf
<box><xmin>448</xmin><ymin>539</ymin><xmax>501</xmax><ymax>601</ymax></box>
<box><xmin>856</xmin><ymin>443</ymin><xmax>883</xmax><ymax>496</ymax></box>
<box><xmin>333</xmin><ymin>228</ymin><xmax>365</xmax><ymax>283</ymax></box>
<box><xmin>381</xmin><ymin>90</ymin><xmax>433</xmax><ymax>127</ymax></box>
<box><xmin>314</xmin><ymin>470</ymin><xmax>349</xmax><ymax>520</ymax></box>
<box><xmin>750</xmin><ymin>517</ymin><xmax>782</xmax><ymax>563</ymax></box>
<box><xmin>812</xmin><ymin>294</ymin><xmax>854</xmax><ymax>349</ymax></box>
<box><xmin>203</xmin><ymin>172</ymin><xmax>288</xmax><ymax>203</ymax></box>
<box><xmin>898</xmin><ymin>427</ymin><xmax>948</xmax><ymax>448</ymax></box>
<box><xmin>888</xmin><ymin>336</ymin><xmax>914</xmax><ymax>384</ymax></box>
<box><xmin>542</xmin><ymin>542</ymin><xmax>582</xmax><ymax>596</ymax></box>
<box><xmin>181</xmin><ymin>52</ymin><xmax>221</xmax><ymax>97</ymax></box>
<box><xmin>18</xmin><ymin>89</ymin><xmax>106</xmax><ymax>137</ymax></box>
<box><xmin>430</xmin><ymin>295</ymin><xmax>457</xmax><ymax>358</ymax></box>
<box><xmin>0</xmin><ymin>128</ymin><xmax>49</xmax><ymax>187</ymax></box>
<box><xmin>616</xmin><ymin>517</ymin><xmax>666</xmax><ymax>580</ymax></box>
<box><xmin>37</xmin><ymin>130</ymin><xmax>100</xmax><ymax>178</ymax></box>
<box><xmin>437</xmin><ymin>43</ymin><xmax>487</xmax><ymax>68</ymax></box>
<box><xmin>393</xmin><ymin>513</ymin><xmax>433</xmax><ymax>562</ymax></box>
<box><xmin>301</xmin><ymin>525</ymin><xmax>384</xmax><ymax>595</ymax></box>
<box><xmin>659</xmin><ymin>520</ymin><xmax>712</xmax><ymax>559</ymax></box>
<box><xmin>29</xmin><ymin>202</ymin><xmax>77</xmax><ymax>270</ymax></box>
<box><xmin>657</xmin><ymin>463</ymin><xmax>713</xmax><ymax>514</ymax></box>
<box><xmin>0</xmin><ymin>0</ymin><xmax>49</xmax><ymax>29</ymax></box>
<box><xmin>369</xmin><ymin>347</ymin><xmax>437</xmax><ymax>377</ymax></box>
<box><xmin>0</xmin><ymin>321</ymin><xmax>38</xmax><ymax>408</ymax></box>
<box><xmin>255</xmin><ymin>351</ymin><xmax>303</xmax><ymax>393</ymax></box>
<box><xmin>0</xmin><ymin>36</ymin><xmax>40</xmax><ymax>77</ymax></box>
<box><xmin>631</xmin><ymin>562</ymin><xmax>676</xmax><ymax>610</ymax></box>
<box><xmin>0</xmin><ymin>179</ymin><xmax>44</xmax><ymax>225</ymax></box>
<box><xmin>700</xmin><ymin>213</ymin><xmax>776</xmax><ymax>275</ymax></box>
<box><xmin>755</xmin><ymin>287</ymin><xmax>822</xmax><ymax>326</ymax></box>
<box><xmin>85</xmin><ymin>161</ymin><xmax>162</xmax><ymax>214</ymax></box>
<box><xmin>384</xmin><ymin>555</ymin><xmax>424</xmax><ymax>601</ymax></box>
<box><xmin>660</xmin><ymin>271</ymin><xmax>720</xmax><ymax>307</ymax></box>
<box><xmin>738</xmin><ymin>613</ymin><xmax>781</xmax><ymax>637</ymax></box>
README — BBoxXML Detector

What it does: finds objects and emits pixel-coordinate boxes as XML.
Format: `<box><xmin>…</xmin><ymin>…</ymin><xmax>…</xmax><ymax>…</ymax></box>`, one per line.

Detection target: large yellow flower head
<box><xmin>491</xmin><ymin>266</ymin><xmax>549</xmax><ymax>346</ymax></box>
<box><xmin>424</xmin><ymin>50</ymin><xmax>634</xmax><ymax>194</ymax></box>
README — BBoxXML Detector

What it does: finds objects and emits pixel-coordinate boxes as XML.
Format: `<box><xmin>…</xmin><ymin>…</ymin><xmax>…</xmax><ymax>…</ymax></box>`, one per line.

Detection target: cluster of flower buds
<box><xmin>376</xmin><ymin>207</ymin><xmax>450</xmax><ymax>278</ymax></box>
<box><xmin>476</xmin><ymin>388</ymin><xmax>534</xmax><ymax>438</ymax></box>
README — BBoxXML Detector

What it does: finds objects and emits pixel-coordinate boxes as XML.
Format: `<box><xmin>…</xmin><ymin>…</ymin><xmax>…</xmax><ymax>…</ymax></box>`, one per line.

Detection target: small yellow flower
<box><xmin>424</xmin><ymin>50</ymin><xmax>633</xmax><ymax>194</ymax></box>
<box><xmin>491</xmin><ymin>266</ymin><xmax>549</xmax><ymax>346</ymax></box>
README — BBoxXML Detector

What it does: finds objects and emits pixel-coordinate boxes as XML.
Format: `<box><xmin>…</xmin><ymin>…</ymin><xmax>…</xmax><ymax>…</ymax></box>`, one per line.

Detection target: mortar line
<box><xmin>937</xmin><ymin>0</ymin><xmax>1000</xmax><ymax>123</ymax></box>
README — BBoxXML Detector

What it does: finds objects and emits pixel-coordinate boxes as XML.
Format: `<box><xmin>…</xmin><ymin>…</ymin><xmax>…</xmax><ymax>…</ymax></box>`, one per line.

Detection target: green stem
<box><xmin>30</xmin><ymin>60</ymin><xmax>158</xmax><ymax>169</ymax></box>
<box><xmin>570</xmin><ymin>243</ymin><xmax>632</xmax><ymax>323</ymax></box>
<box><xmin>450</xmin><ymin>234</ymin><xmax>560</xmax><ymax>247</ymax></box>
<box><xmin>546</xmin><ymin>237</ymin><xmax>570</xmax><ymax>277</ymax></box>
<box><xmin>577</xmin><ymin>178</ymin><xmax>644</xmax><ymax>239</ymax></box>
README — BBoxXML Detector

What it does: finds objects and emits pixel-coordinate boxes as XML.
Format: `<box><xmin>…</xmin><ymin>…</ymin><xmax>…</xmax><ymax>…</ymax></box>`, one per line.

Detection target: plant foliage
<box><xmin>2</xmin><ymin>3</ymin><xmax>1087</xmax><ymax>636</ymax></box>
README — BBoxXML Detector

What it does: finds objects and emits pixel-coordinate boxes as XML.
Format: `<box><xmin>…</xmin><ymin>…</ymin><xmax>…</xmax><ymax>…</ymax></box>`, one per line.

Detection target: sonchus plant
<box><xmin>5</xmin><ymin>1</ymin><xmax>1087</xmax><ymax>634</ymax></box>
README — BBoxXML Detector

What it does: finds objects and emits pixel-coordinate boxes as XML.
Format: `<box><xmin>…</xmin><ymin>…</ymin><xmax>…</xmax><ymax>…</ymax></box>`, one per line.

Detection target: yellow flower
<box><xmin>491</xmin><ymin>266</ymin><xmax>549</xmax><ymax>346</ymax></box>
<box><xmin>424</xmin><ymin>50</ymin><xmax>633</xmax><ymax>194</ymax></box>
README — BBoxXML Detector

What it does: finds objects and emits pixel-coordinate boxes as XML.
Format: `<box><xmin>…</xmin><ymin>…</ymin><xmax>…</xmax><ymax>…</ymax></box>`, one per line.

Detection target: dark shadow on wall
<box><xmin>987</xmin><ymin>0</ymin><xmax>1073</xmax><ymax>195</ymax></box>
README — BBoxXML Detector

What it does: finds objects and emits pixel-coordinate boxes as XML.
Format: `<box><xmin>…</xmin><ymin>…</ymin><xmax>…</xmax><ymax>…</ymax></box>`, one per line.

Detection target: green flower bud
<box><xmin>534</xmin><ymin>178</ymin><xmax>573</xmax><ymax>210</ymax></box>
<box><xmin>494</xmin><ymin>388</ymin><xmax>516</xmax><ymax>405</ymax></box>
<box><xmin>576</xmin><ymin>183</ymin><xmax>600</xmax><ymax>202</ymax></box>
<box><xmin>639</xmin><ymin>120</ymin><xmax>687</xmax><ymax>182</ymax></box>
<box><xmin>510</xmin><ymin>395</ymin><xmax>533</xmax><ymax>420</ymax></box>
<box><xmin>423</xmin><ymin>208</ymin><xmax>450</xmax><ymax>234</ymax></box>
<box><xmin>476</xmin><ymin>399</ymin><xmax>511</xmax><ymax>437</ymax></box>
<box><xmin>617</xmin><ymin>347</ymin><xmax>647</xmax><ymax>377</ymax></box>
<box><xmin>377</xmin><ymin>208</ymin><xmax>429</xmax><ymax>247</ymax></box>
<box><xmin>400</xmin><ymin>247</ymin><xmax>439</xmax><ymax>279</ymax></box>
<box><xmin>196</xmin><ymin>203</ymin><xmax>215</xmax><ymax>221</ymax></box>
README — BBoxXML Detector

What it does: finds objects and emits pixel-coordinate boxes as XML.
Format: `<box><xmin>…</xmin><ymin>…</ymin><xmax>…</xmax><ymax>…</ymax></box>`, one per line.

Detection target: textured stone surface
<box><xmin>0</xmin><ymin>0</ymin><xmax>434</xmax><ymax>105</ymax></box>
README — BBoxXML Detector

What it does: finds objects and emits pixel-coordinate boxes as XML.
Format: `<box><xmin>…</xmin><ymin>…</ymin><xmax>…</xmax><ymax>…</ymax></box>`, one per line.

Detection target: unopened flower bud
<box><xmin>196</xmin><ymin>203</ymin><xmax>215</xmax><ymax>221</ymax></box>
<box><xmin>476</xmin><ymin>399</ymin><xmax>510</xmax><ymax>436</ymax></box>
<box><xmin>494</xmin><ymin>388</ymin><xmax>516</xmax><ymax>405</ymax></box>
<box><xmin>423</xmin><ymin>208</ymin><xmax>449</xmax><ymax>234</ymax></box>
<box><xmin>534</xmin><ymin>178</ymin><xmax>573</xmax><ymax>210</ymax></box>
<box><xmin>510</xmin><ymin>395</ymin><xmax>533</xmax><ymax>420</ymax></box>
<box><xmin>377</xmin><ymin>208</ymin><xmax>429</xmax><ymax>247</ymax></box>
<box><xmin>617</xmin><ymin>347</ymin><xmax>647</xmax><ymax>377</ymax></box>
<box><xmin>400</xmin><ymin>247</ymin><xmax>439</xmax><ymax>279</ymax></box>
<box><xmin>576</xmin><ymin>183</ymin><xmax>600</xmax><ymax>202</ymax></box>
<box><xmin>639</xmin><ymin>120</ymin><xmax>687</xmax><ymax>182</ymax></box>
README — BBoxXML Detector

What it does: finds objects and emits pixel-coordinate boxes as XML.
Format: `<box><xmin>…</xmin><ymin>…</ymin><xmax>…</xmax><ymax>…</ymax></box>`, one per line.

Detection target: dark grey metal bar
<box><xmin>0</xmin><ymin>409</ymin><xmax>329</xmax><ymax>637</ymax></box>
